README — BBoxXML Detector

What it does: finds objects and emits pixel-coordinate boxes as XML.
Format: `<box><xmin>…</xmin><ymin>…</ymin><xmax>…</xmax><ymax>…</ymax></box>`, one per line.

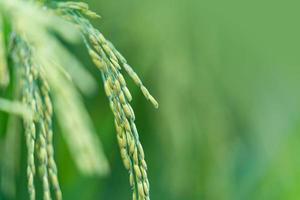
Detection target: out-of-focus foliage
<box><xmin>84</xmin><ymin>0</ymin><xmax>300</xmax><ymax>200</ymax></box>
<box><xmin>1</xmin><ymin>0</ymin><xmax>300</xmax><ymax>200</ymax></box>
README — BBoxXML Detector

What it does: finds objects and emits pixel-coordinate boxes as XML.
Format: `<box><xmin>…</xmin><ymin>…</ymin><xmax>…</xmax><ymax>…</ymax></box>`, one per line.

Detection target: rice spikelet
<box><xmin>55</xmin><ymin>3</ymin><xmax>158</xmax><ymax>199</ymax></box>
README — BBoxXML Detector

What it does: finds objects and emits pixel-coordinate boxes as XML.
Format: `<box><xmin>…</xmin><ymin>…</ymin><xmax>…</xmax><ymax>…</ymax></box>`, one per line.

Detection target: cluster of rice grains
<box><xmin>12</xmin><ymin>37</ymin><xmax>62</xmax><ymax>200</ymax></box>
<box><xmin>56</xmin><ymin>2</ymin><xmax>158</xmax><ymax>200</ymax></box>
<box><xmin>1</xmin><ymin>1</ymin><xmax>157</xmax><ymax>199</ymax></box>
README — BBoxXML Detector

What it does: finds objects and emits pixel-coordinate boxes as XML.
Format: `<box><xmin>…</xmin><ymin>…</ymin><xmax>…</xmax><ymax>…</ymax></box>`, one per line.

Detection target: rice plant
<box><xmin>0</xmin><ymin>0</ymin><xmax>158</xmax><ymax>199</ymax></box>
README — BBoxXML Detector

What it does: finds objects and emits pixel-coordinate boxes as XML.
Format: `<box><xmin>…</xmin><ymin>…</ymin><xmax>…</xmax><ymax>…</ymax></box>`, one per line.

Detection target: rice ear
<box><xmin>55</xmin><ymin>5</ymin><xmax>159</xmax><ymax>199</ymax></box>
<box><xmin>0</xmin><ymin>1</ymin><xmax>157</xmax><ymax>199</ymax></box>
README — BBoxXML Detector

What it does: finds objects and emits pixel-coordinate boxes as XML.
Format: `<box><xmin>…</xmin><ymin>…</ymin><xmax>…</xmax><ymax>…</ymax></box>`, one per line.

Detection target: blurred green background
<box><xmin>2</xmin><ymin>0</ymin><xmax>300</xmax><ymax>199</ymax></box>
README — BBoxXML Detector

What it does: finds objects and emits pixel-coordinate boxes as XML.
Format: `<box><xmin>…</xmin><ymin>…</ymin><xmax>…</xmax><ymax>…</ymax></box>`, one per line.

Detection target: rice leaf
<box><xmin>0</xmin><ymin>14</ymin><xmax>9</xmax><ymax>88</ymax></box>
<box><xmin>0</xmin><ymin>98</ymin><xmax>32</xmax><ymax>119</ymax></box>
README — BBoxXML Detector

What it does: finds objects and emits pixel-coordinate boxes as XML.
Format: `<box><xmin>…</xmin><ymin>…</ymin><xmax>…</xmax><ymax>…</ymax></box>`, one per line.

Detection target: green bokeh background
<box><xmin>2</xmin><ymin>0</ymin><xmax>300</xmax><ymax>199</ymax></box>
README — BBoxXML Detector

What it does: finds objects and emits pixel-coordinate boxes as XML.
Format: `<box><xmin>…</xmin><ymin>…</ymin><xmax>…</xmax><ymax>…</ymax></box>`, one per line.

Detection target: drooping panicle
<box><xmin>55</xmin><ymin>3</ymin><xmax>158</xmax><ymax>199</ymax></box>
<box><xmin>12</xmin><ymin>36</ymin><xmax>62</xmax><ymax>200</ymax></box>
<box><xmin>34</xmin><ymin>88</ymin><xmax>51</xmax><ymax>200</ymax></box>
<box><xmin>39</xmin><ymin>73</ymin><xmax>62</xmax><ymax>200</ymax></box>
<box><xmin>13</xmin><ymin>37</ymin><xmax>37</xmax><ymax>200</ymax></box>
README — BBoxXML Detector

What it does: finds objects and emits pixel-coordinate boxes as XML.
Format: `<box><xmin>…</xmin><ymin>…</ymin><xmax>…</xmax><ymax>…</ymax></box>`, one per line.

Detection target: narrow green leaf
<box><xmin>0</xmin><ymin>14</ymin><xmax>9</xmax><ymax>88</ymax></box>
<box><xmin>0</xmin><ymin>98</ymin><xmax>32</xmax><ymax>119</ymax></box>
